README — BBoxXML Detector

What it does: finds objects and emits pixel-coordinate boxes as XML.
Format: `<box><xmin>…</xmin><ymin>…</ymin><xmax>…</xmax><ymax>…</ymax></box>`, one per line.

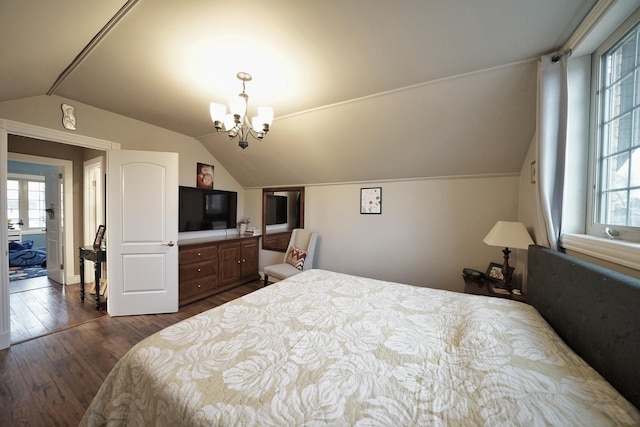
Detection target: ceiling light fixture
<box><xmin>209</xmin><ymin>72</ymin><xmax>274</xmax><ymax>149</ymax></box>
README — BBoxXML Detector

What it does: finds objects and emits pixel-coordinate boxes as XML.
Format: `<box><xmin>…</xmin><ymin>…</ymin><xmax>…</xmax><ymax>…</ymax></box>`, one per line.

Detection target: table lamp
<box><xmin>482</xmin><ymin>221</ymin><xmax>534</xmax><ymax>284</ymax></box>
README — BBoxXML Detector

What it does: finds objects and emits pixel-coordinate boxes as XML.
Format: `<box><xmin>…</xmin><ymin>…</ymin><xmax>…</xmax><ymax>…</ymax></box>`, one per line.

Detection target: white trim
<box><xmin>245</xmin><ymin>172</ymin><xmax>520</xmax><ymax>191</ymax></box>
<box><xmin>560</xmin><ymin>0</ymin><xmax>617</xmax><ymax>54</ymax></box>
<box><xmin>7</xmin><ymin>173</ymin><xmax>45</xmax><ymax>181</ymax></box>
<box><xmin>561</xmin><ymin>232</ymin><xmax>640</xmax><ymax>271</ymax></box>
<box><xmin>0</xmin><ymin>126</ymin><xmax>9</xmax><ymax>349</ymax></box>
<box><xmin>0</xmin><ymin>119</ymin><xmax>120</xmax><ymax>150</ymax></box>
<box><xmin>0</xmin><ymin>118</ymin><xmax>118</xmax><ymax>350</ymax></box>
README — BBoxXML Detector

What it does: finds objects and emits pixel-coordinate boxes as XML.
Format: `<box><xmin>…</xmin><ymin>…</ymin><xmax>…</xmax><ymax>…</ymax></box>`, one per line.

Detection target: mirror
<box><xmin>262</xmin><ymin>187</ymin><xmax>305</xmax><ymax>251</ymax></box>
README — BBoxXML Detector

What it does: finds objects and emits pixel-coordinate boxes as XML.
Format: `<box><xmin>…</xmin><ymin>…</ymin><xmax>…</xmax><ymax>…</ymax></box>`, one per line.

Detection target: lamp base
<box><xmin>501</xmin><ymin>247</ymin><xmax>513</xmax><ymax>283</ymax></box>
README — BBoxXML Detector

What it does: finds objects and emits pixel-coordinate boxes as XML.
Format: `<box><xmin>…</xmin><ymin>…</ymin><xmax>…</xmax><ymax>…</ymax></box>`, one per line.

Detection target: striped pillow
<box><xmin>286</xmin><ymin>246</ymin><xmax>308</xmax><ymax>270</ymax></box>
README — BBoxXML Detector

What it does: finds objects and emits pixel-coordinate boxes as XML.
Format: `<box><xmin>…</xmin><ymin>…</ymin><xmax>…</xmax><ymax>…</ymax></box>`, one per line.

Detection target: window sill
<box><xmin>561</xmin><ymin>233</ymin><xmax>640</xmax><ymax>271</ymax></box>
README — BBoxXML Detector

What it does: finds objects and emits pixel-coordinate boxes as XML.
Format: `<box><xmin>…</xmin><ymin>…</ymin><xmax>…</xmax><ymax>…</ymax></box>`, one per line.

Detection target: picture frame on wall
<box><xmin>197</xmin><ymin>162</ymin><xmax>214</xmax><ymax>189</ymax></box>
<box><xmin>360</xmin><ymin>187</ymin><xmax>382</xmax><ymax>214</ymax></box>
<box><xmin>93</xmin><ymin>225</ymin><xmax>106</xmax><ymax>249</ymax></box>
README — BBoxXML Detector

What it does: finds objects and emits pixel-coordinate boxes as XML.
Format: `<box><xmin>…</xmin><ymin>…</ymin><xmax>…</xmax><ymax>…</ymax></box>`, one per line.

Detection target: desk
<box><xmin>79</xmin><ymin>247</ymin><xmax>106</xmax><ymax>310</ymax></box>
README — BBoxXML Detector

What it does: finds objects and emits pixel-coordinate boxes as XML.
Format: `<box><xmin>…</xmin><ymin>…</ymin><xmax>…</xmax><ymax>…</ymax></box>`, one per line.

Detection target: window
<box><xmin>589</xmin><ymin>15</ymin><xmax>640</xmax><ymax>243</ymax></box>
<box><xmin>7</xmin><ymin>179</ymin><xmax>20</xmax><ymax>224</ymax></box>
<box><xmin>6</xmin><ymin>176</ymin><xmax>46</xmax><ymax>230</ymax></box>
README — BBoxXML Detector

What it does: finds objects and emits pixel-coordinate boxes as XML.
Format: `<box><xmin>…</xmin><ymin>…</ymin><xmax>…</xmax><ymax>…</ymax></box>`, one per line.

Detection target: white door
<box><xmin>106</xmin><ymin>149</ymin><xmax>179</xmax><ymax>316</ymax></box>
<box><xmin>83</xmin><ymin>158</ymin><xmax>104</xmax><ymax>282</ymax></box>
<box><xmin>45</xmin><ymin>167</ymin><xmax>64</xmax><ymax>284</ymax></box>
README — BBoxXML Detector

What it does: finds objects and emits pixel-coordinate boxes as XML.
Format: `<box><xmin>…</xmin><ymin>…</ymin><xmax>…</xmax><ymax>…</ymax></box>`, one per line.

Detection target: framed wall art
<box><xmin>360</xmin><ymin>187</ymin><xmax>382</xmax><ymax>214</ymax></box>
<box><xmin>197</xmin><ymin>162</ymin><xmax>214</xmax><ymax>189</ymax></box>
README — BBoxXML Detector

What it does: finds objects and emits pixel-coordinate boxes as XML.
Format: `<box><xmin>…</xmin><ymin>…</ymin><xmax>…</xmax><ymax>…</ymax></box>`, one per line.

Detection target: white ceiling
<box><xmin>0</xmin><ymin>0</ymin><xmax>601</xmax><ymax>187</ymax></box>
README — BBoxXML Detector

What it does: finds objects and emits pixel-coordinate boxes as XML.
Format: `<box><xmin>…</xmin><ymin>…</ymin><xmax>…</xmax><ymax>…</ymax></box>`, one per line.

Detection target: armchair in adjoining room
<box><xmin>263</xmin><ymin>229</ymin><xmax>319</xmax><ymax>286</ymax></box>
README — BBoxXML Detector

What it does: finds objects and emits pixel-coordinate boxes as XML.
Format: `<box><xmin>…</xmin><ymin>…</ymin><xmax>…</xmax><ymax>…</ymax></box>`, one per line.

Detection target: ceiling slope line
<box><xmin>244</xmin><ymin>172</ymin><xmax>521</xmax><ymax>191</ymax></box>
<box><xmin>195</xmin><ymin>57</ymin><xmax>537</xmax><ymax>141</ymax></box>
<box><xmin>46</xmin><ymin>0</ymin><xmax>140</xmax><ymax>96</ymax></box>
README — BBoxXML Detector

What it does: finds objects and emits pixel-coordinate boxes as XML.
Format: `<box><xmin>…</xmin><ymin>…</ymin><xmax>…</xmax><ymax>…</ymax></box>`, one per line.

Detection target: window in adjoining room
<box><xmin>6</xmin><ymin>176</ymin><xmax>46</xmax><ymax>230</ymax></box>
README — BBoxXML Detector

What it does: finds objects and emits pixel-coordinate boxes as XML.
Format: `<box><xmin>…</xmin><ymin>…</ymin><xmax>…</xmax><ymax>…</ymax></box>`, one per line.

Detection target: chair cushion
<box><xmin>286</xmin><ymin>245</ymin><xmax>307</xmax><ymax>270</ymax></box>
<box><xmin>264</xmin><ymin>262</ymin><xmax>302</xmax><ymax>280</ymax></box>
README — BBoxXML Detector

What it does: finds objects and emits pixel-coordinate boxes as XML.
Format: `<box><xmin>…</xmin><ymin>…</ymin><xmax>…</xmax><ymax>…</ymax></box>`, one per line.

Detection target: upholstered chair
<box><xmin>263</xmin><ymin>229</ymin><xmax>318</xmax><ymax>286</ymax></box>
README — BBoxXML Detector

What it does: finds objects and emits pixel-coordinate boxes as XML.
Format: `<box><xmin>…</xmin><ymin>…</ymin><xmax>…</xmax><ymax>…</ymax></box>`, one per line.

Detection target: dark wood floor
<box><xmin>10</xmin><ymin>277</ymin><xmax>107</xmax><ymax>344</ymax></box>
<box><xmin>1</xmin><ymin>279</ymin><xmax>264</xmax><ymax>426</ymax></box>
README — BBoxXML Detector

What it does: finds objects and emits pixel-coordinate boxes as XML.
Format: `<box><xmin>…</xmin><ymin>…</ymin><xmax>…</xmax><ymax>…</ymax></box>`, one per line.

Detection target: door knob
<box><xmin>162</xmin><ymin>241</ymin><xmax>175</xmax><ymax>247</ymax></box>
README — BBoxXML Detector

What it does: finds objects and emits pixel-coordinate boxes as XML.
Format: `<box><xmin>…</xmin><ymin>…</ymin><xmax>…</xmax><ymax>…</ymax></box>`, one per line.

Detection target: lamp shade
<box><xmin>482</xmin><ymin>221</ymin><xmax>534</xmax><ymax>250</ymax></box>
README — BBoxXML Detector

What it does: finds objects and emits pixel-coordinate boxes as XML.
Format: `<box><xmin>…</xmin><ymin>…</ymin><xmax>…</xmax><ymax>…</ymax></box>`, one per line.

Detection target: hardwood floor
<box><xmin>1</xmin><ymin>280</ymin><xmax>264</xmax><ymax>426</ymax></box>
<box><xmin>10</xmin><ymin>277</ymin><xmax>106</xmax><ymax>344</ymax></box>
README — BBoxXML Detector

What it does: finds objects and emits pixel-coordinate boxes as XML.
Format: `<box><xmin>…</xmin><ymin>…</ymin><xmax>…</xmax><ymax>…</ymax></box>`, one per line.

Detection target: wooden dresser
<box><xmin>178</xmin><ymin>235</ymin><xmax>260</xmax><ymax>306</ymax></box>
<box><xmin>262</xmin><ymin>230</ymin><xmax>292</xmax><ymax>252</ymax></box>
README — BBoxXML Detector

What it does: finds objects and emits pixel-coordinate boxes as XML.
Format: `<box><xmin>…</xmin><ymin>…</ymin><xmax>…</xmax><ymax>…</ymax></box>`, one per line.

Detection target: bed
<box><xmin>8</xmin><ymin>240</ymin><xmax>46</xmax><ymax>267</ymax></box>
<box><xmin>81</xmin><ymin>246</ymin><xmax>640</xmax><ymax>426</ymax></box>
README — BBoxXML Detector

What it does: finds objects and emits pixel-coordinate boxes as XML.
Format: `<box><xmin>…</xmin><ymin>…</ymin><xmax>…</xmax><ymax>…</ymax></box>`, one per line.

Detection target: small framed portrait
<box><xmin>361</xmin><ymin>187</ymin><xmax>382</xmax><ymax>214</ymax></box>
<box><xmin>197</xmin><ymin>162</ymin><xmax>214</xmax><ymax>189</ymax></box>
<box><xmin>486</xmin><ymin>262</ymin><xmax>513</xmax><ymax>282</ymax></box>
<box><xmin>93</xmin><ymin>225</ymin><xmax>106</xmax><ymax>249</ymax></box>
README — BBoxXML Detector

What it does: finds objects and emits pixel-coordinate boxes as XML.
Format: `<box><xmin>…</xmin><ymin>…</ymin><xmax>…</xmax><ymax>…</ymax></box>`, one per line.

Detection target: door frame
<box><xmin>0</xmin><ymin>118</ymin><xmax>119</xmax><ymax>350</ymax></box>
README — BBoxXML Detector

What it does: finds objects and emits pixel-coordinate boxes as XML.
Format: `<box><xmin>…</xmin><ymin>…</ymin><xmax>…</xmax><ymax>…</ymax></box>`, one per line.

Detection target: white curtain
<box><xmin>535</xmin><ymin>53</ymin><xmax>568</xmax><ymax>251</ymax></box>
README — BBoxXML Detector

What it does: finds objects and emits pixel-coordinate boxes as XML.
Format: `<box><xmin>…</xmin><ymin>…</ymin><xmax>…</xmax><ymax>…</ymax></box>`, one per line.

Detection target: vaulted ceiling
<box><xmin>0</xmin><ymin>0</ymin><xmax>599</xmax><ymax>187</ymax></box>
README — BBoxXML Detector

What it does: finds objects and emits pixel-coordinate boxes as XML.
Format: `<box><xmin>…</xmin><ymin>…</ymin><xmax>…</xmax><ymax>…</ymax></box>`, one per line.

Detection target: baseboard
<box><xmin>0</xmin><ymin>329</ymin><xmax>10</xmax><ymax>350</ymax></box>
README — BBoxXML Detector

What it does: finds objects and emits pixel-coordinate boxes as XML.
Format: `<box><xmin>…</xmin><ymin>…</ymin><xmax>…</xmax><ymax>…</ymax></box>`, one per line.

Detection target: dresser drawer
<box><xmin>179</xmin><ymin>277</ymin><xmax>216</xmax><ymax>303</ymax></box>
<box><xmin>179</xmin><ymin>245</ymin><xmax>218</xmax><ymax>264</ymax></box>
<box><xmin>179</xmin><ymin>259</ymin><xmax>217</xmax><ymax>282</ymax></box>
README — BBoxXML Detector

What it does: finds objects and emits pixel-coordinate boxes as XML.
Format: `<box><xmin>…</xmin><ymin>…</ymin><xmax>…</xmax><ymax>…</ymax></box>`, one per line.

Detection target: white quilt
<box><xmin>81</xmin><ymin>269</ymin><xmax>640</xmax><ymax>426</ymax></box>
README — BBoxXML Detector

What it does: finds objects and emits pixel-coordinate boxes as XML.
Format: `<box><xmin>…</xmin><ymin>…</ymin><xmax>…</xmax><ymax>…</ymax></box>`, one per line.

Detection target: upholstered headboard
<box><xmin>527</xmin><ymin>245</ymin><xmax>640</xmax><ymax>409</ymax></box>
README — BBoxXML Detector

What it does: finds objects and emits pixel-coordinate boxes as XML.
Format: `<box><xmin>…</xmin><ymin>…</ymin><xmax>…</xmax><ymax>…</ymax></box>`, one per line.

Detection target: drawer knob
<box><xmin>197</xmin><ymin>252</ymin><xmax>201</xmax><ymax>256</ymax></box>
<box><xmin>197</xmin><ymin>268</ymin><xmax>201</xmax><ymax>272</ymax></box>
<box><xmin>197</xmin><ymin>284</ymin><xmax>201</xmax><ymax>288</ymax></box>
<box><xmin>237</xmin><ymin>260</ymin><xmax>241</xmax><ymax>264</ymax></box>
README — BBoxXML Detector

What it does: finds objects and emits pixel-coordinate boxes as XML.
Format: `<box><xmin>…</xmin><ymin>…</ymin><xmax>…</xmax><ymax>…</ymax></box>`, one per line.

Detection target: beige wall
<box><xmin>0</xmin><ymin>95</ymin><xmax>243</xmax><ymax>194</ymax></box>
<box><xmin>251</xmin><ymin>175</ymin><xmax>522</xmax><ymax>293</ymax></box>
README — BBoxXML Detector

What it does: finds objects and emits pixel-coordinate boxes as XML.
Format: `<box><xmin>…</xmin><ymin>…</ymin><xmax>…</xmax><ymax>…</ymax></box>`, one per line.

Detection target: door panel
<box><xmin>45</xmin><ymin>168</ymin><xmax>64</xmax><ymax>284</ymax></box>
<box><xmin>107</xmin><ymin>150</ymin><xmax>179</xmax><ymax>316</ymax></box>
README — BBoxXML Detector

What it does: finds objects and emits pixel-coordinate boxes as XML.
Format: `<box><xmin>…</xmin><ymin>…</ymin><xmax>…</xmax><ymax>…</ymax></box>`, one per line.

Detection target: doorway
<box><xmin>7</xmin><ymin>151</ymin><xmax>74</xmax><ymax>285</ymax></box>
<box><xmin>1</xmin><ymin>119</ymin><xmax>115</xmax><ymax>350</ymax></box>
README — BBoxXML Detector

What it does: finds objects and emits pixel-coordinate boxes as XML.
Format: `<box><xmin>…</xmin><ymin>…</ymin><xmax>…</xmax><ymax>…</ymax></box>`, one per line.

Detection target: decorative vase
<box><xmin>240</xmin><ymin>223</ymin><xmax>247</xmax><ymax>235</ymax></box>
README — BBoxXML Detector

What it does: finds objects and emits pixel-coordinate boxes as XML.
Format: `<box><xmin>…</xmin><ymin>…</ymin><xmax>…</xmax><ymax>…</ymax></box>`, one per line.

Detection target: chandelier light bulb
<box><xmin>209</xmin><ymin>103</ymin><xmax>226</xmax><ymax>128</ymax></box>
<box><xmin>223</xmin><ymin>114</ymin><xmax>236</xmax><ymax>132</ymax></box>
<box><xmin>210</xmin><ymin>72</ymin><xmax>273</xmax><ymax>149</ymax></box>
<box><xmin>228</xmin><ymin>95</ymin><xmax>247</xmax><ymax>117</ymax></box>
<box><xmin>257</xmin><ymin>106</ymin><xmax>274</xmax><ymax>126</ymax></box>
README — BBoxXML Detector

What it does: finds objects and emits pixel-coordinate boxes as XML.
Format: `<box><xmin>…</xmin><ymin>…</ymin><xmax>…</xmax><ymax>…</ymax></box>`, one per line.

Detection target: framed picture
<box><xmin>486</xmin><ymin>262</ymin><xmax>513</xmax><ymax>282</ymax></box>
<box><xmin>197</xmin><ymin>162</ymin><xmax>214</xmax><ymax>189</ymax></box>
<box><xmin>93</xmin><ymin>225</ymin><xmax>106</xmax><ymax>249</ymax></box>
<box><xmin>361</xmin><ymin>187</ymin><xmax>382</xmax><ymax>214</ymax></box>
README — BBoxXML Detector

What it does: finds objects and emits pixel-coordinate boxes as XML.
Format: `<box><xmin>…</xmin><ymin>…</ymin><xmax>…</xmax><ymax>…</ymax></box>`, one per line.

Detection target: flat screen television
<box><xmin>266</xmin><ymin>194</ymin><xmax>288</xmax><ymax>225</ymax></box>
<box><xmin>179</xmin><ymin>186</ymin><xmax>237</xmax><ymax>232</ymax></box>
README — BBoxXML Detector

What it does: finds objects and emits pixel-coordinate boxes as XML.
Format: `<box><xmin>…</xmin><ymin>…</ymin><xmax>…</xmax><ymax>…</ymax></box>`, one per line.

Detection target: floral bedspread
<box><xmin>80</xmin><ymin>269</ymin><xmax>640</xmax><ymax>426</ymax></box>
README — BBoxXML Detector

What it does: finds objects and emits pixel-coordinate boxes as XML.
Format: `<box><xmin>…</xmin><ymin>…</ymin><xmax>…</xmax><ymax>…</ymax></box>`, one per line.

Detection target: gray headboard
<box><xmin>527</xmin><ymin>245</ymin><xmax>640</xmax><ymax>409</ymax></box>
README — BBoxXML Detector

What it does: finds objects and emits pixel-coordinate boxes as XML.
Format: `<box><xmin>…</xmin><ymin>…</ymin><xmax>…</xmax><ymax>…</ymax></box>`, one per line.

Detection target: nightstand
<box><xmin>462</xmin><ymin>275</ymin><xmax>526</xmax><ymax>303</ymax></box>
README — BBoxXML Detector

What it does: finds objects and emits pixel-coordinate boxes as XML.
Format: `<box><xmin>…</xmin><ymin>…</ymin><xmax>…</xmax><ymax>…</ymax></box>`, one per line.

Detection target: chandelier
<box><xmin>209</xmin><ymin>72</ymin><xmax>274</xmax><ymax>149</ymax></box>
